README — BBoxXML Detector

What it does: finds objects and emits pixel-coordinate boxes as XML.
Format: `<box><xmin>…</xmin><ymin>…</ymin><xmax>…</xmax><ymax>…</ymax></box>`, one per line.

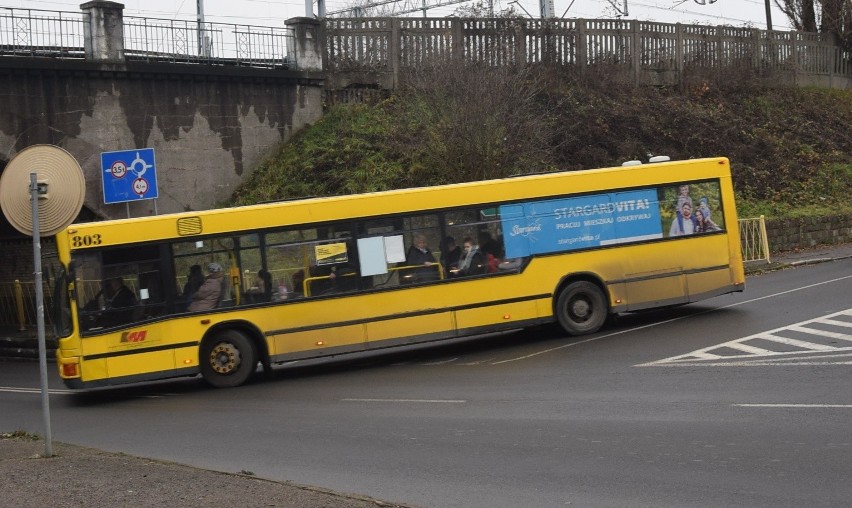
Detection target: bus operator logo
<box><xmin>120</xmin><ymin>330</ymin><xmax>148</xmax><ymax>343</ymax></box>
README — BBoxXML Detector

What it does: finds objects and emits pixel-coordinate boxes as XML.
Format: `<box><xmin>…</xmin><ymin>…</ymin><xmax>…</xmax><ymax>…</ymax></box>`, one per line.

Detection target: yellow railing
<box><xmin>738</xmin><ymin>215</ymin><xmax>771</xmax><ymax>264</ymax></box>
<box><xmin>0</xmin><ymin>280</ymin><xmax>53</xmax><ymax>330</ymax></box>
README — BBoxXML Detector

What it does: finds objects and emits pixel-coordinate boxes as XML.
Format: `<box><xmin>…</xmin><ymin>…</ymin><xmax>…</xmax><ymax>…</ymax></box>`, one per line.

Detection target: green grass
<box><xmin>737</xmin><ymin>163</ymin><xmax>852</xmax><ymax>219</ymax></box>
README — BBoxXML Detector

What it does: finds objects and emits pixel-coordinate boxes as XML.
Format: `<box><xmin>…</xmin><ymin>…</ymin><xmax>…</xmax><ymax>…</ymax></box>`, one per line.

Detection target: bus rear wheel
<box><xmin>555</xmin><ymin>281</ymin><xmax>608</xmax><ymax>336</ymax></box>
<box><xmin>200</xmin><ymin>330</ymin><xmax>257</xmax><ymax>388</ymax></box>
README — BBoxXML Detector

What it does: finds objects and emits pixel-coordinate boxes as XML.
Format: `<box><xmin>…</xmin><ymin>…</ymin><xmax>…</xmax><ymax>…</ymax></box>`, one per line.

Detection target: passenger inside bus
<box><xmin>450</xmin><ymin>237</ymin><xmax>487</xmax><ymax>276</ymax></box>
<box><xmin>403</xmin><ymin>233</ymin><xmax>439</xmax><ymax>283</ymax></box>
<box><xmin>181</xmin><ymin>264</ymin><xmax>204</xmax><ymax>309</ymax></box>
<box><xmin>187</xmin><ymin>263</ymin><xmax>225</xmax><ymax>311</ymax></box>
<box><xmin>478</xmin><ymin>231</ymin><xmax>503</xmax><ymax>273</ymax></box>
<box><xmin>246</xmin><ymin>268</ymin><xmax>273</xmax><ymax>303</ymax></box>
<box><xmin>440</xmin><ymin>236</ymin><xmax>461</xmax><ymax>275</ymax></box>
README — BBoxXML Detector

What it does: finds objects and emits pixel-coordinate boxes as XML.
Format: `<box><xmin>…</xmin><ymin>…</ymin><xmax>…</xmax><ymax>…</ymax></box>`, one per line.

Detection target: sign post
<box><xmin>30</xmin><ymin>173</ymin><xmax>53</xmax><ymax>457</ymax></box>
<box><xmin>0</xmin><ymin>145</ymin><xmax>85</xmax><ymax>458</ymax></box>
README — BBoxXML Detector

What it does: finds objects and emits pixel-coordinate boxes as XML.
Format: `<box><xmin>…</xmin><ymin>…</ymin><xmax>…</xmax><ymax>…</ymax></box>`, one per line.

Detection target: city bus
<box><xmin>52</xmin><ymin>157</ymin><xmax>745</xmax><ymax>389</ymax></box>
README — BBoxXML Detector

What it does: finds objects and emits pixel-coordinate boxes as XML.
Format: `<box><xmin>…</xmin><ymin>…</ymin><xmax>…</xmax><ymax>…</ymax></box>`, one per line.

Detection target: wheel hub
<box><xmin>571</xmin><ymin>298</ymin><xmax>591</xmax><ymax>320</ymax></box>
<box><xmin>209</xmin><ymin>343</ymin><xmax>241</xmax><ymax>374</ymax></box>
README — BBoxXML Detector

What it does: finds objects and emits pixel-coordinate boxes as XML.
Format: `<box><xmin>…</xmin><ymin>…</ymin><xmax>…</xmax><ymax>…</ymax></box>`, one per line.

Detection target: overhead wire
<box><xmin>3</xmin><ymin>0</ymin><xmax>792</xmax><ymax>28</ymax></box>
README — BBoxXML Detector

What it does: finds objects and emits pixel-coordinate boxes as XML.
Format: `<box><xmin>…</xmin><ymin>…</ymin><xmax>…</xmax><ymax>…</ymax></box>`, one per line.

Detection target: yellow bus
<box><xmin>52</xmin><ymin>157</ymin><xmax>745</xmax><ymax>389</ymax></box>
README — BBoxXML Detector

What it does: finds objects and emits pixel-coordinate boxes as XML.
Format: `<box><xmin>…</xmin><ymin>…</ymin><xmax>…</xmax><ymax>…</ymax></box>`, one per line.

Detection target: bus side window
<box><xmin>137</xmin><ymin>267</ymin><xmax>165</xmax><ymax>318</ymax></box>
<box><xmin>400</xmin><ymin>214</ymin><xmax>443</xmax><ymax>284</ymax></box>
<box><xmin>265</xmin><ymin>228</ymin><xmax>320</xmax><ymax>299</ymax></box>
<box><xmin>171</xmin><ymin>238</ymin><xmax>232</xmax><ymax>312</ymax></box>
<box><xmin>445</xmin><ymin>207</ymin><xmax>514</xmax><ymax>277</ymax></box>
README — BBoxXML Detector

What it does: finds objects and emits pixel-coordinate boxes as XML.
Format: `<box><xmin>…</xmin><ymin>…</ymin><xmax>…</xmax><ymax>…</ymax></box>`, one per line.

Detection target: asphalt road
<box><xmin>2</xmin><ymin>258</ymin><xmax>851</xmax><ymax>507</ymax></box>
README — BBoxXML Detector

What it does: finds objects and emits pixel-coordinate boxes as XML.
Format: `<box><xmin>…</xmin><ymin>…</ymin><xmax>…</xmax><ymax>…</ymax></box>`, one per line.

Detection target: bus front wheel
<box><xmin>200</xmin><ymin>330</ymin><xmax>257</xmax><ymax>388</ymax></box>
<box><xmin>555</xmin><ymin>281</ymin><xmax>608</xmax><ymax>336</ymax></box>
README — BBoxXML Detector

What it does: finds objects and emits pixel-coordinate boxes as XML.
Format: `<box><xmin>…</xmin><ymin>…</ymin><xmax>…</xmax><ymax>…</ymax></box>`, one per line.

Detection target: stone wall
<box><xmin>764</xmin><ymin>213</ymin><xmax>852</xmax><ymax>252</ymax></box>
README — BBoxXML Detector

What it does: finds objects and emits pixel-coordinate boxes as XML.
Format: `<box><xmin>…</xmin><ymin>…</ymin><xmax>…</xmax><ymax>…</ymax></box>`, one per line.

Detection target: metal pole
<box><xmin>764</xmin><ymin>0</ymin><xmax>773</xmax><ymax>31</ymax></box>
<box><xmin>30</xmin><ymin>173</ymin><xmax>53</xmax><ymax>457</ymax></box>
<box><xmin>197</xmin><ymin>0</ymin><xmax>207</xmax><ymax>57</ymax></box>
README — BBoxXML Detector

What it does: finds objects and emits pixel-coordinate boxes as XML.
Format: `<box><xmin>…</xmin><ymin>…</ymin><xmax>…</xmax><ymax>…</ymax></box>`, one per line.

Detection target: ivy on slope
<box><xmin>232</xmin><ymin>83</ymin><xmax>852</xmax><ymax>217</ymax></box>
<box><xmin>231</xmin><ymin>103</ymin><xmax>410</xmax><ymax>206</ymax></box>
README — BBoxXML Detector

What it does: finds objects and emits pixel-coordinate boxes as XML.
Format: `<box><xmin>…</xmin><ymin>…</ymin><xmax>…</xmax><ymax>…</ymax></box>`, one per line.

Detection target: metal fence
<box><xmin>0</xmin><ymin>7</ymin><xmax>294</xmax><ymax>69</ymax></box>
<box><xmin>123</xmin><ymin>16</ymin><xmax>294</xmax><ymax>67</ymax></box>
<box><xmin>738</xmin><ymin>216</ymin><xmax>771</xmax><ymax>264</ymax></box>
<box><xmin>0</xmin><ymin>7</ymin><xmax>85</xmax><ymax>58</ymax></box>
<box><xmin>0</xmin><ymin>280</ymin><xmax>53</xmax><ymax>331</ymax></box>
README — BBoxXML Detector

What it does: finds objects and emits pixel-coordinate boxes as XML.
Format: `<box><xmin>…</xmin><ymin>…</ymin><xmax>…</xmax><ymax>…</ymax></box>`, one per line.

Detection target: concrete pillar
<box><xmin>286</xmin><ymin>17</ymin><xmax>324</xmax><ymax>72</ymax></box>
<box><xmin>81</xmin><ymin>1</ymin><xmax>125</xmax><ymax>63</ymax></box>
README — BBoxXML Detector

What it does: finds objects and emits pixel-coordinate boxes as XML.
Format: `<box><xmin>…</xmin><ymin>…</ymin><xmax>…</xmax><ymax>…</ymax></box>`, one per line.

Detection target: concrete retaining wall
<box><xmin>765</xmin><ymin>213</ymin><xmax>852</xmax><ymax>252</ymax></box>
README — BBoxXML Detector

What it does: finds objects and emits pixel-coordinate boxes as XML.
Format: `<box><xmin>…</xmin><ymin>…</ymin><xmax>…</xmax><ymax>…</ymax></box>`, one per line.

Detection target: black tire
<box><xmin>200</xmin><ymin>330</ymin><xmax>257</xmax><ymax>388</ymax></box>
<box><xmin>555</xmin><ymin>281</ymin><xmax>608</xmax><ymax>336</ymax></box>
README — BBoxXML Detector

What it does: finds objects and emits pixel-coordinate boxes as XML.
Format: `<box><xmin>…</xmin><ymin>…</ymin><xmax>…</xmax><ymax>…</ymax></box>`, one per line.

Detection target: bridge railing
<box><xmin>0</xmin><ymin>7</ymin><xmax>294</xmax><ymax>69</ymax></box>
<box><xmin>123</xmin><ymin>16</ymin><xmax>294</xmax><ymax>68</ymax></box>
<box><xmin>0</xmin><ymin>7</ymin><xmax>85</xmax><ymax>58</ymax></box>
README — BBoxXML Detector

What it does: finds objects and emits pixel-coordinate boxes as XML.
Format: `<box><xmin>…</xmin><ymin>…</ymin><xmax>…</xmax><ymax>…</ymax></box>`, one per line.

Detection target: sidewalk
<box><xmin>744</xmin><ymin>241</ymin><xmax>852</xmax><ymax>274</ymax></box>
<box><xmin>0</xmin><ymin>434</ymin><xmax>408</xmax><ymax>508</ymax></box>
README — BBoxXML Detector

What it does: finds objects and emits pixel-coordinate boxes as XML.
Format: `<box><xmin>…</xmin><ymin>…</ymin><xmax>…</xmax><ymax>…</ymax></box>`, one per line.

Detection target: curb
<box><xmin>745</xmin><ymin>252</ymin><xmax>851</xmax><ymax>275</ymax></box>
<box><xmin>0</xmin><ymin>336</ymin><xmax>56</xmax><ymax>362</ymax></box>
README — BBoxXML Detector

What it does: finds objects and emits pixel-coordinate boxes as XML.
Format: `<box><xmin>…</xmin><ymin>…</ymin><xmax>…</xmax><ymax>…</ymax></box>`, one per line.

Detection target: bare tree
<box><xmin>399</xmin><ymin>57</ymin><xmax>559</xmax><ymax>183</ymax></box>
<box><xmin>820</xmin><ymin>0</ymin><xmax>852</xmax><ymax>48</ymax></box>
<box><xmin>775</xmin><ymin>0</ymin><xmax>852</xmax><ymax>49</ymax></box>
<box><xmin>452</xmin><ymin>0</ymin><xmax>520</xmax><ymax>17</ymax></box>
<box><xmin>775</xmin><ymin>0</ymin><xmax>818</xmax><ymax>31</ymax></box>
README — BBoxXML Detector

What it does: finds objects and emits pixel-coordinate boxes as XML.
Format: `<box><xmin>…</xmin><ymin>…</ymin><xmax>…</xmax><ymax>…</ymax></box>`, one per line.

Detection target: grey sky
<box><xmin>3</xmin><ymin>1</ymin><xmax>791</xmax><ymax>30</ymax></box>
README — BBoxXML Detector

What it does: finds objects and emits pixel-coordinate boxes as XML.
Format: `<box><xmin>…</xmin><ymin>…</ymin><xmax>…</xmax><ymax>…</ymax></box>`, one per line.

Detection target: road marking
<box><xmin>714</xmin><ymin>274</ymin><xmax>852</xmax><ymax>309</ymax></box>
<box><xmin>646</xmin><ymin>351</ymin><xmax>852</xmax><ymax>367</ymax></box>
<box><xmin>340</xmin><ymin>398</ymin><xmax>466</xmax><ymax>404</ymax></box>
<box><xmin>492</xmin><ymin>274</ymin><xmax>852</xmax><ymax>365</ymax></box>
<box><xmin>821</xmin><ymin>317</ymin><xmax>852</xmax><ymax>329</ymax></box>
<box><xmin>491</xmin><ymin>319</ymin><xmax>678</xmax><ymax>364</ymax></box>
<box><xmin>422</xmin><ymin>358</ymin><xmax>459</xmax><ymax>366</ymax></box>
<box><xmin>0</xmin><ymin>386</ymin><xmax>169</xmax><ymax>398</ymax></box>
<box><xmin>756</xmin><ymin>333</ymin><xmax>837</xmax><ymax>351</ymax></box>
<box><xmin>0</xmin><ymin>386</ymin><xmax>74</xmax><ymax>395</ymax></box>
<box><xmin>459</xmin><ymin>358</ymin><xmax>496</xmax><ymax>365</ymax></box>
<box><xmin>640</xmin><ymin>308</ymin><xmax>852</xmax><ymax>367</ymax></box>
<box><xmin>734</xmin><ymin>404</ymin><xmax>852</xmax><ymax>408</ymax></box>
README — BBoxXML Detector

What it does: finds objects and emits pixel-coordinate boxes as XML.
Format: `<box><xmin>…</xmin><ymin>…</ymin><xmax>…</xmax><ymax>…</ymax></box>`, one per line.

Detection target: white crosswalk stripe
<box><xmin>788</xmin><ymin>324</ymin><xmax>852</xmax><ymax>342</ymax></box>
<box><xmin>756</xmin><ymin>333</ymin><xmax>838</xmax><ymax>351</ymax></box>
<box><xmin>639</xmin><ymin>308</ymin><xmax>852</xmax><ymax>367</ymax></box>
<box><xmin>818</xmin><ymin>316</ymin><xmax>852</xmax><ymax>328</ymax></box>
